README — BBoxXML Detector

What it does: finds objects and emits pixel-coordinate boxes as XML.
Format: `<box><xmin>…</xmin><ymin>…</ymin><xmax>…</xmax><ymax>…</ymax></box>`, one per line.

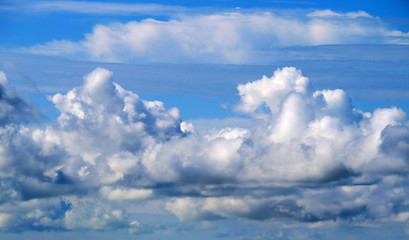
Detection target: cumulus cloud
<box><xmin>22</xmin><ymin>10</ymin><xmax>409</xmax><ymax>64</ymax></box>
<box><xmin>161</xmin><ymin>68</ymin><xmax>409</xmax><ymax>226</ymax></box>
<box><xmin>1</xmin><ymin>67</ymin><xmax>409</xmax><ymax>233</ymax></box>
<box><xmin>0</xmin><ymin>68</ymin><xmax>186</xmax><ymax>232</ymax></box>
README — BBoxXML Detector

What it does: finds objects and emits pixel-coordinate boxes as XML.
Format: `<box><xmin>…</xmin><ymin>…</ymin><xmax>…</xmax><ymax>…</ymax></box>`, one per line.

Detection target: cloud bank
<box><xmin>0</xmin><ymin>67</ymin><xmax>409</xmax><ymax>233</ymax></box>
<box><xmin>23</xmin><ymin>10</ymin><xmax>409</xmax><ymax>64</ymax></box>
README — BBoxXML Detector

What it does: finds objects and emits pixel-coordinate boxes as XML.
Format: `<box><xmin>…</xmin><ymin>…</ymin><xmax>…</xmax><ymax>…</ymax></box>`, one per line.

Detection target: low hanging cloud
<box><xmin>23</xmin><ymin>10</ymin><xmax>409</xmax><ymax>64</ymax></box>
<box><xmin>0</xmin><ymin>67</ymin><xmax>409</xmax><ymax>233</ymax></box>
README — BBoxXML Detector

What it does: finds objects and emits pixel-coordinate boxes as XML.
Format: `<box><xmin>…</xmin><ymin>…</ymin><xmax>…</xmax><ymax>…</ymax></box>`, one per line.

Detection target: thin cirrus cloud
<box><xmin>3</xmin><ymin>1</ymin><xmax>191</xmax><ymax>15</ymax></box>
<box><xmin>21</xmin><ymin>9</ymin><xmax>409</xmax><ymax>64</ymax></box>
<box><xmin>0</xmin><ymin>66</ymin><xmax>409</xmax><ymax>232</ymax></box>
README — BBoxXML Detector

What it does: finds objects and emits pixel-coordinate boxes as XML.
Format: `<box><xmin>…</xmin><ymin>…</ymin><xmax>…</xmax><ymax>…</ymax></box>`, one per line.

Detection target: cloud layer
<box><xmin>0</xmin><ymin>67</ymin><xmax>409</xmax><ymax>233</ymax></box>
<box><xmin>23</xmin><ymin>10</ymin><xmax>409</xmax><ymax>64</ymax></box>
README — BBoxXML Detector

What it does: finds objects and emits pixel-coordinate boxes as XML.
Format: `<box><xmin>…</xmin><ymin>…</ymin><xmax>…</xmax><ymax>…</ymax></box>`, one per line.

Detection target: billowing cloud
<box><xmin>22</xmin><ymin>10</ymin><xmax>409</xmax><ymax>64</ymax></box>
<box><xmin>163</xmin><ymin>67</ymin><xmax>409</xmax><ymax>225</ymax></box>
<box><xmin>0</xmin><ymin>67</ymin><xmax>409</xmax><ymax>233</ymax></box>
<box><xmin>0</xmin><ymin>68</ymin><xmax>186</xmax><ymax>232</ymax></box>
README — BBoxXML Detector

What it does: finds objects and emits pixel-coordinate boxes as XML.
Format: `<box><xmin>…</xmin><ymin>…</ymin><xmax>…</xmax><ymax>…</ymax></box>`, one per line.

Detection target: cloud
<box><xmin>0</xmin><ymin>68</ymin><xmax>186</xmax><ymax>232</ymax></box>
<box><xmin>2</xmin><ymin>1</ymin><xmax>190</xmax><ymax>15</ymax></box>
<box><xmin>100</xmin><ymin>187</ymin><xmax>153</xmax><ymax>201</ymax></box>
<box><xmin>21</xmin><ymin>10</ymin><xmax>409</xmax><ymax>64</ymax></box>
<box><xmin>1</xmin><ymin>67</ymin><xmax>409</xmax><ymax>233</ymax></box>
<box><xmin>0</xmin><ymin>71</ymin><xmax>36</xmax><ymax>125</ymax></box>
<box><xmin>307</xmin><ymin>9</ymin><xmax>374</xmax><ymax>18</ymax></box>
<box><xmin>155</xmin><ymin>67</ymin><xmax>409</xmax><ymax>225</ymax></box>
<box><xmin>235</xmin><ymin>67</ymin><xmax>311</xmax><ymax>114</ymax></box>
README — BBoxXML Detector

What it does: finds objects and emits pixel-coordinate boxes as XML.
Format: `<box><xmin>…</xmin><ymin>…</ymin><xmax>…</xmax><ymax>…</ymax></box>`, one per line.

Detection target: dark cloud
<box><xmin>381</xmin><ymin>125</ymin><xmax>409</xmax><ymax>162</ymax></box>
<box><xmin>0</xmin><ymin>72</ymin><xmax>35</xmax><ymax>125</ymax></box>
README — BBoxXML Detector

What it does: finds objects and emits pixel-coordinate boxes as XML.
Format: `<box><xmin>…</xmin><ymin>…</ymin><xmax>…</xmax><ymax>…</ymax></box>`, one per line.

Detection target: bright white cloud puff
<box><xmin>23</xmin><ymin>10</ymin><xmax>409</xmax><ymax>64</ymax></box>
<box><xmin>0</xmin><ymin>67</ymin><xmax>409</xmax><ymax>232</ymax></box>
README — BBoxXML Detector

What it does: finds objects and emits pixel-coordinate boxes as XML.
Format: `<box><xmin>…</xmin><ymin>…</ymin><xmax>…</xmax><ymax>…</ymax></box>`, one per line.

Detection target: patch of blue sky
<box><xmin>138</xmin><ymin>93</ymin><xmax>237</xmax><ymax>120</ymax></box>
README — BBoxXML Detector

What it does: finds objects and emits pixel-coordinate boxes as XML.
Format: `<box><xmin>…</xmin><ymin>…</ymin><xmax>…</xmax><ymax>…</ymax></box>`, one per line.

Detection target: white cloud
<box><xmin>233</xmin><ymin>67</ymin><xmax>408</xmax><ymax>182</ymax></box>
<box><xmin>48</xmin><ymin>67</ymin><xmax>182</xmax><ymax>165</ymax></box>
<box><xmin>1</xmin><ymin>67</ymin><xmax>409</xmax><ymax>233</ymax></box>
<box><xmin>307</xmin><ymin>9</ymin><xmax>374</xmax><ymax>19</ymax></box>
<box><xmin>100</xmin><ymin>187</ymin><xmax>153</xmax><ymax>201</ymax></box>
<box><xmin>63</xmin><ymin>198</ymin><xmax>129</xmax><ymax>231</ymax></box>
<box><xmin>21</xmin><ymin>10</ymin><xmax>409</xmax><ymax>64</ymax></box>
<box><xmin>161</xmin><ymin>67</ymin><xmax>409</xmax><ymax>225</ymax></box>
<box><xmin>166</xmin><ymin>197</ymin><xmax>251</xmax><ymax>221</ymax></box>
<box><xmin>235</xmin><ymin>67</ymin><xmax>311</xmax><ymax>114</ymax></box>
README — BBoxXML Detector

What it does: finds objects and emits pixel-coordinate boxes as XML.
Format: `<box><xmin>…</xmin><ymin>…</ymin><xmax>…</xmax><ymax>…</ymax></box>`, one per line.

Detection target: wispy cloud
<box><xmin>1</xmin><ymin>0</ymin><xmax>316</xmax><ymax>15</ymax></box>
<box><xmin>2</xmin><ymin>0</ymin><xmax>191</xmax><ymax>15</ymax></box>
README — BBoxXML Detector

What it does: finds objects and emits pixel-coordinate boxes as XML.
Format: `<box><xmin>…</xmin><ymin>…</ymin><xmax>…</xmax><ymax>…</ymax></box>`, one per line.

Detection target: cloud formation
<box><xmin>23</xmin><ymin>10</ymin><xmax>409</xmax><ymax>64</ymax></box>
<box><xmin>0</xmin><ymin>67</ymin><xmax>409</xmax><ymax>233</ymax></box>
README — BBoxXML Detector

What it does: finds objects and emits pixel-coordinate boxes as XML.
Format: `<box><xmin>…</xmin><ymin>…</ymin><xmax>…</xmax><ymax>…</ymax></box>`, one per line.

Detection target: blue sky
<box><xmin>1</xmin><ymin>1</ymin><xmax>409</xmax><ymax>240</ymax></box>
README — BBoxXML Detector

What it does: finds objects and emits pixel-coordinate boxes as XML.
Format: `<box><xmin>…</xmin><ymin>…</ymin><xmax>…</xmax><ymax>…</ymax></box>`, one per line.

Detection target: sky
<box><xmin>0</xmin><ymin>0</ymin><xmax>409</xmax><ymax>239</ymax></box>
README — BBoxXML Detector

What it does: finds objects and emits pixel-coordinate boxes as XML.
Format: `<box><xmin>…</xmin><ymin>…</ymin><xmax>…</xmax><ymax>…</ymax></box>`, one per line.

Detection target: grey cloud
<box><xmin>380</xmin><ymin>125</ymin><xmax>409</xmax><ymax>162</ymax></box>
<box><xmin>0</xmin><ymin>72</ymin><xmax>35</xmax><ymax>125</ymax></box>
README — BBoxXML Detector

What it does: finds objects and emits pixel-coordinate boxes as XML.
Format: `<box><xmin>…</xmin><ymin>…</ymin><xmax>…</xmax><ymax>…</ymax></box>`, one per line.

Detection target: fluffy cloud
<box><xmin>162</xmin><ymin>67</ymin><xmax>409</xmax><ymax>225</ymax></box>
<box><xmin>0</xmin><ymin>68</ymin><xmax>185</xmax><ymax>232</ymax></box>
<box><xmin>23</xmin><ymin>10</ymin><xmax>409</xmax><ymax>64</ymax></box>
<box><xmin>1</xmin><ymin>67</ymin><xmax>409</xmax><ymax>233</ymax></box>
